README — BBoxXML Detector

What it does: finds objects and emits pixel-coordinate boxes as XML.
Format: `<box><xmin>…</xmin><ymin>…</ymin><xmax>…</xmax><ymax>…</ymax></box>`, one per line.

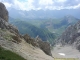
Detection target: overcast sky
<box><xmin>0</xmin><ymin>0</ymin><xmax>80</xmax><ymax>11</ymax></box>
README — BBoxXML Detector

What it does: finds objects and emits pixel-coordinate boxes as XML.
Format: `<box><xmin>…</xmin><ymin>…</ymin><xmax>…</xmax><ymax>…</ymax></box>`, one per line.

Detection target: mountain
<box><xmin>38</xmin><ymin>15</ymin><xmax>80</xmax><ymax>37</ymax></box>
<box><xmin>55</xmin><ymin>20</ymin><xmax>80</xmax><ymax>51</ymax></box>
<box><xmin>0</xmin><ymin>2</ymin><xmax>53</xmax><ymax>60</ymax></box>
<box><xmin>8</xmin><ymin>7</ymin><xmax>80</xmax><ymax>40</ymax></box>
<box><xmin>9</xmin><ymin>15</ymin><xmax>80</xmax><ymax>42</ymax></box>
<box><xmin>8</xmin><ymin>8</ymin><xmax>80</xmax><ymax>19</ymax></box>
<box><xmin>51</xmin><ymin>18</ymin><xmax>80</xmax><ymax>58</ymax></box>
<box><xmin>1</xmin><ymin>2</ymin><xmax>80</xmax><ymax>59</ymax></box>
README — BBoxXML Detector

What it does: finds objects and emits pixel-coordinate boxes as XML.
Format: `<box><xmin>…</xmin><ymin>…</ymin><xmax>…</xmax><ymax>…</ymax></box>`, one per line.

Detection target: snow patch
<box><xmin>58</xmin><ymin>53</ymin><xmax>66</xmax><ymax>56</ymax></box>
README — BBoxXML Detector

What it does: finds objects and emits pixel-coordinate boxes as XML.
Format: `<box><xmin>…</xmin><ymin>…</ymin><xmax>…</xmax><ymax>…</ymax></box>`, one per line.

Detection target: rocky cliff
<box><xmin>35</xmin><ymin>36</ymin><xmax>52</xmax><ymax>56</ymax></box>
<box><xmin>0</xmin><ymin>2</ymin><xmax>53</xmax><ymax>60</ymax></box>
<box><xmin>56</xmin><ymin>21</ymin><xmax>80</xmax><ymax>51</ymax></box>
<box><xmin>0</xmin><ymin>2</ymin><xmax>8</xmax><ymax>22</ymax></box>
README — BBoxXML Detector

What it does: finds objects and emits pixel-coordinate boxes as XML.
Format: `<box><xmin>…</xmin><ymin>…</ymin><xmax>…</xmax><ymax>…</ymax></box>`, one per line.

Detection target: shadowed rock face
<box><xmin>38</xmin><ymin>40</ymin><xmax>52</xmax><ymax>56</ymax></box>
<box><xmin>35</xmin><ymin>36</ymin><xmax>52</xmax><ymax>56</ymax></box>
<box><xmin>0</xmin><ymin>2</ymin><xmax>8</xmax><ymax>22</ymax></box>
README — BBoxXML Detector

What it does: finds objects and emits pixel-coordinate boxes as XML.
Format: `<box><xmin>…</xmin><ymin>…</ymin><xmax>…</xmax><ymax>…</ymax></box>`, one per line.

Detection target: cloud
<box><xmin>55</xmin><ymin>0</ymin><xmax>67</xmax><ymax>3</ymax></box>
<box><xmin>67</xmin><ymin>4</ymin><xmax>80</xmax><ymax>9</ymax></box>
<box><xmin>0</xmin><ymin>0</ymin><xmax>80</xmax><ymax>11</ymax></box>
<box><xmin>0</xmin><ymin>0</ymin><xmax>12</xmax><ymax>8</ymax></box>
<box><xmin>6</xmin><ymin>0</ymin><xmax>34</xmax><ymax>10</ymax></box>
<box><xmin>3</xmin><ymin>2</ymin><xmax>12</xmax><ymax>8</ymax></box>
<box><xmin>39</xmin><ymin>0</ymin><xmax>53</xmax><ymax>6</ymax></box>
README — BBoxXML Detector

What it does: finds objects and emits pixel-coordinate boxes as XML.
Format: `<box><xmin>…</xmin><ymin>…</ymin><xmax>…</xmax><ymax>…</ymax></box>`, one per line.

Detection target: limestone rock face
<box><xmin>0</xmin><ymin>2</ymin><xmax>8</xmax><ymax>22</ymax></box>
<box><xmin>56</xmin><ymin>21</ymin><xmax>80</xmax><ymax>51</ymax></box>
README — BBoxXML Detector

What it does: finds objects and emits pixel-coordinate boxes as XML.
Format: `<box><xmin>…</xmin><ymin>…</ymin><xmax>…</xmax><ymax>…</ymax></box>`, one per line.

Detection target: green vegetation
<box><xmin>10</xmin><ymin>20</ymin><xmax>56</xmax><ymax>43</ymax></box>
<box><xmin>0</xmin><ymin>47</ymin><xmax>26</xmax><ymax>60</ymax></box>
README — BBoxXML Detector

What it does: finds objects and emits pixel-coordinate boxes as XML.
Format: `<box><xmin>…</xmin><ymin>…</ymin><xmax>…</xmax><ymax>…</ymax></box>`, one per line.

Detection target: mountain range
<box><xmin>8</xmin><ymin>8</ymin><xmax>80</xmax><ymax>19</ymax></box>
<box><xmin>9</xmin><ymin>15</ymin><xmax>80</xmax><ymax>44</ymax></box>
<box><xmin>8</xmin><ymin>5</ymin><xmax>80</xmax><ymax>42</ymax></box>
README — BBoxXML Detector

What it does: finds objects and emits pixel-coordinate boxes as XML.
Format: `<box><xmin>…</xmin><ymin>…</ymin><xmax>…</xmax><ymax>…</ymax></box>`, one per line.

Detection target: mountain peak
<box><xmin>64</xmin><ymin>15</ymin><xmax>76</xmax><ymax>19</ymax></box>
<box><xmin>62</xmin><ymin>15</ymin><xmax>79</xmax><ymax>24</ymax></box>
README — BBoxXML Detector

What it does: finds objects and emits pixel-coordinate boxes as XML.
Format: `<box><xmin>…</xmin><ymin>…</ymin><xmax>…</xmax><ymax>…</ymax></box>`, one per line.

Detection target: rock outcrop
<box><xmin>56</xmin><ymin>21</ymin><xmax>80</xmax><ymax>51</ymax></box>
<box><xmin>23</xmin><ymin>34</ymin><xmax>52</xmax><ymax>56</ymax></box>
<box><xmin>23</xmin><ymin>34</ymin><xmax>39</xmax><ymax>47</ymax></box>
<box><xmin>0</xmin><ymin>2</ymin><xmax>19</xmax><ymax>35</ymax></box>
<box><xmin>0</xmin><ymin>17</ymin><xmax>19</xmax><ymax>35</ymax></box>
<box><xmin>35</xmin><ymin>36</ymin><xmax>52</xmax><ymax>56</ymax></box>
<box><xmin>0</xmin><ymin>2</ymin><xmax>8</xmax><ymax>22</ymax></box>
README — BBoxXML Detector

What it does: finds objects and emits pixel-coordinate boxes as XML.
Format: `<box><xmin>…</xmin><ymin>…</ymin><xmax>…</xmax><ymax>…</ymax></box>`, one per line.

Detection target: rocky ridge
<box><xmin>56</xmin><ymin>21</ymin><xmax>80</xmax><ymax>51</ymax></box>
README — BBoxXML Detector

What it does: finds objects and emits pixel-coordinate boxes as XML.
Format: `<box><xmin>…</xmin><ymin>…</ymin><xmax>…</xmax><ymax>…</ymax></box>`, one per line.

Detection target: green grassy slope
<box><xmin>0</xmin><ymin>47</ymin><xmax>26</xmax><ymax>60</ymax></box>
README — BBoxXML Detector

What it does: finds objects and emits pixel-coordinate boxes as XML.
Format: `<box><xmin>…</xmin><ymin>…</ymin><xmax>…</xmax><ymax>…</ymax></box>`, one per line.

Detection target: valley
<box><xmin>9</xmin><ymin>15</ymin><xmax>80</xmax><ymax>45</ymax></box>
